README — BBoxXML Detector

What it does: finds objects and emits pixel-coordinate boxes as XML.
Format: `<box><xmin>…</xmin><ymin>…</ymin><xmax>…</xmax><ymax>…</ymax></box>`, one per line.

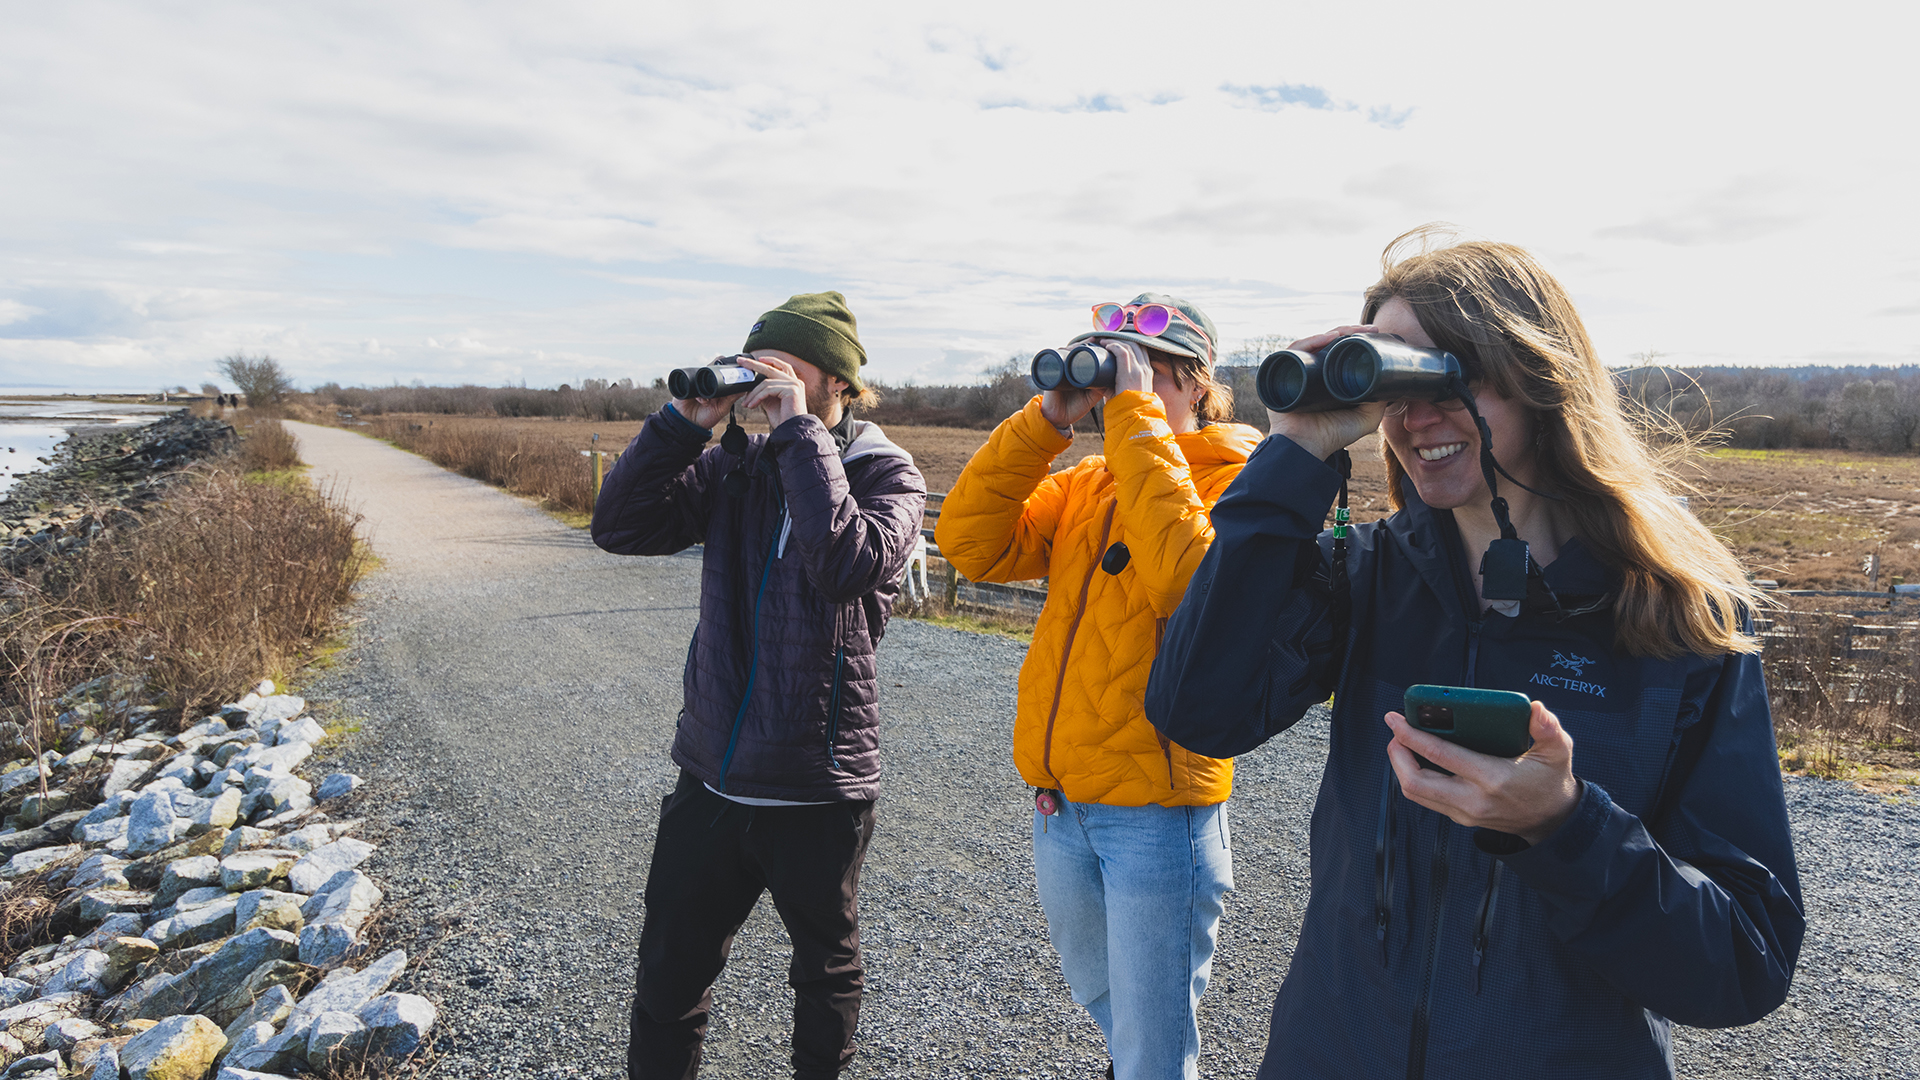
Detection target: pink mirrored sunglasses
<box><xmin>1090</xmin><ymin>303</ymin><xmax>1214</xmax><ymax>361</ymax></box>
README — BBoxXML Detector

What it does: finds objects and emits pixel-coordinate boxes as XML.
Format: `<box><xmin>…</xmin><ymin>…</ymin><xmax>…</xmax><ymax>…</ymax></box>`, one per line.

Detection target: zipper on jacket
<box><xmin>1040</xmin><ymin>501</ymin><xmax>1116</xmax><ymax>787</ymax></box>
<box><xmin>825</xmin><ymin>646</ymin><xmax>845</xmax><ymax>769</ymax></box>
<box><xmin>1405</xmin><ymin>817</ymin><xmax>1451</xmax><ymax>1080</ymax></box>
<box><xmin>1470</xmin><ymin>861</ymin><xmax>1502</xmax><ymax>994</ymax></box>
<box><xmin>716</xmin><ymin>497</ymin><xmax>784</xmax><ymax>790</ymax></box>
<box><xmin>1374</xmin><ymin>765</ymin><xmax>1399</xmax><ymax>966</ymax></box>
<box><xmin>1464</xmin><ymin>615</ymin><xmax>1483</xmax><ymax>688</ymax></box>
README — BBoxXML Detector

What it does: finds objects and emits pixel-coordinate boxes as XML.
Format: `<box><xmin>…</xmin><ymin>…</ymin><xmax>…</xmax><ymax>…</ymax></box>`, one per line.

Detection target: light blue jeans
<box><xmin>1032</xmin><ymin>797</ymin><xmax>1234</xmax><ymax>1080</ymax></box>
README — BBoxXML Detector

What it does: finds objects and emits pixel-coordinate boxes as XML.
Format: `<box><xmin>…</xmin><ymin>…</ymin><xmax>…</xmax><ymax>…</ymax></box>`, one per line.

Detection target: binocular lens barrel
<box><xmin>1256</xmin><ymin>349</ymin><xmax>1340</xmax><ymax>413</ymax></box>
<box><xmin>665</xmin><ymin>359</ymin><xmax>765</xmax><ymax>400</ymax></box>
<box><xmin>667</xmin><ymin>367</ymin><xmax>699</xmax><ymax>400</ymax></box>
<box><xmin>1065</xmin><ymin>344</ymin><xmax>1115</xmax><ymax>389</ymax></box>
<box><xmin>1031</xmin><ymin>349</ymin><xmax>1068</xmax><ymax>391</ymax></box>
<box><xmin>1257</xmin><ymin>334</ymin><xmax>1463</xmax><ymax>412</ymax></box>
<box><xmin>1321</xmin><ymin>336</ymin><xmax>1461</xmax><ymax>405</ymax></box>
<box><xmin>1031</xmin><ymin>344</ymin><xmax>1117</xmax><ymax>390</ymax></box>
<box><xmin>696</xmin><ymin>365</ymin><xmax>762</xmax><ymax>398</ymax></box>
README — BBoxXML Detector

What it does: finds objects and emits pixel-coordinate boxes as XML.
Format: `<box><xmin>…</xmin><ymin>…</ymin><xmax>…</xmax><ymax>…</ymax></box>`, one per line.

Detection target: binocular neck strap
<box><xmin>721</xmin><ymin>404</ymin><xmax>749</xmax><ymax>456</ymax></box>
<box><xmin>1447</xmin><ymin>378</ymin><xmax>1560</xmax><ymax>544</ymax></box>
<box><xmin>1452</xmin><ymin>380</ymin><xmax>1583</xmax><ymax>615</ymax></box>
<box><xmin>1330</xmin><ymin>448</ymin><xmax>1353</xmax><ymax>658</ymax></box>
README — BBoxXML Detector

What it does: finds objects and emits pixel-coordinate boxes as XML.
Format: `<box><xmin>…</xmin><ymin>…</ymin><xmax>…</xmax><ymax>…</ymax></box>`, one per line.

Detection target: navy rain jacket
<box><xmin>1145</xmin><ymin>435</ymin><xmax>1803</xmax><ymax>1080</ymax></box>
<box><xmin>593</xmin><ymin>405</ymin><xmax>925</xmax><ymax>802</ymax></box>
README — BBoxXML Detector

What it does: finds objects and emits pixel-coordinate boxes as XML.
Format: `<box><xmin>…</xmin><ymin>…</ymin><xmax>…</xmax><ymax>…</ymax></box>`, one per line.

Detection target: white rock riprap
<box><xmin>0</xmin><ymin>677</ymin><xmax>434</xmax><ymax>1077</ymax></box>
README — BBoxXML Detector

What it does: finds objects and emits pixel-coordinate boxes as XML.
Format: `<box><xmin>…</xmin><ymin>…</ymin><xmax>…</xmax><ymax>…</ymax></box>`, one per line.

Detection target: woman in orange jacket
<box><xmin>935</xmin><ymin>294</ymin><xmax>1261</xmax><ymax>1080</ymax></box>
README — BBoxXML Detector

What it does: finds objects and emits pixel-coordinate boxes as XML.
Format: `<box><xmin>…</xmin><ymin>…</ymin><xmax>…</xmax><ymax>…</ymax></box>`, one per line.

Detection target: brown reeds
<box><xmin>238</xmin><ymin>416</ymin><xmax>302</xmax><ymax>472</ymax></box>
<box><xmin>1</xmin><ymin>461</ymin><xmax>366</xmax><ymax>723</ymax></box>
<box><xmin>361</xmin><ymin>416</ymin><xmax>594</xmax><ymax>514</ymax></box>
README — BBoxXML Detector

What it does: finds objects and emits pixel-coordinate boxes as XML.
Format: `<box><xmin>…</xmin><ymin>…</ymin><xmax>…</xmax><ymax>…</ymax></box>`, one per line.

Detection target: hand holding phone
<box><xmin>1384</xmin><ymin>693</ymin><xmax>1581</xmax><ymax>844</ymax></box>
<box><xmin>1402</xmin><ymin>685</ymin><xmax>1532</xmax><ymax>774</ymax></box>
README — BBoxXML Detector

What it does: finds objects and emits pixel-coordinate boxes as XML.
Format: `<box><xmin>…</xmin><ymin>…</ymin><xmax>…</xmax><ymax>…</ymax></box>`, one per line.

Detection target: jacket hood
<box><xmin>844</xmin><ymin>419</ymin><xmax>913</xmax><ymax>466</ymax></box>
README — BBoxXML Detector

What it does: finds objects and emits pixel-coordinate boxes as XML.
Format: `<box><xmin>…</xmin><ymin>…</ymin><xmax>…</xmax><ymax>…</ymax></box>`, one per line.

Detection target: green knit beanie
<box><xmin>741</xmin><ymin>291</ymin><xmax>867</xmax><ymax>392</ymax></box>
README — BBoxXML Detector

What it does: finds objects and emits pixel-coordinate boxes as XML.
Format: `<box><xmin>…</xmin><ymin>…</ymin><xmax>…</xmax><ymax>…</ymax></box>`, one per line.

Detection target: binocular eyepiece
<box><xmin>1256</xmin><ymin>334</ymin><xmax>1464</xmax><ymax>413</ymax></box>
<box><xmin>666</xmin><ymin>356</ymin><xmax>767</xmax><ymax>401</ymax></box>
<box><xmin>1031</xmin><ymin>343</ymin><xmax>1117</xmax><ymax>391</ymax></box>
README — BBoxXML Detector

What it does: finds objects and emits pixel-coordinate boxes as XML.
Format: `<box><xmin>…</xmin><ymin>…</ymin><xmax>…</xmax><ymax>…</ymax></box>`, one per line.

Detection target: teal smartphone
<box><xmin>1402</xmin><ymin>685</ymin><xmax>1532</xmax><ymax>773</ymax></box>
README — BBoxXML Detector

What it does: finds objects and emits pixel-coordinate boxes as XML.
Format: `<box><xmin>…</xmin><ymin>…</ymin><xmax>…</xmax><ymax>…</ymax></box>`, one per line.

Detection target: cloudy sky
<box><xmin>3</xmin><ymin>1</ymin><xmax>1914</xmax><ymax>392</ymax></box>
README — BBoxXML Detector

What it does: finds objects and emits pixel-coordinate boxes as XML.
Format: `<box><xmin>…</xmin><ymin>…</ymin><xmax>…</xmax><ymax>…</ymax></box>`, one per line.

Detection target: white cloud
<box><xmin>0</xmin><ymin>301</ymin><xmax>40</xmax><ymax>327</ymax></box>
<box><xmin>0</xmin><ymin>0</ymin><xmax>1915</xmax><ymax>392</ymax></box>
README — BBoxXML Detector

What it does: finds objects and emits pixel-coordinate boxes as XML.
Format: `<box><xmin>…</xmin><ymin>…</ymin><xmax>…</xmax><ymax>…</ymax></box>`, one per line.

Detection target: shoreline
<box><xmin>0</xmin><ymin>411</ymin><xmax>236</xmax><ymax>570</ymax></box>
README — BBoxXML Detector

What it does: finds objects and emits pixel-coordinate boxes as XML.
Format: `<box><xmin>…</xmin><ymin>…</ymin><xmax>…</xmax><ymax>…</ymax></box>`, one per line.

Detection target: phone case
<box><xmin>1403</xmin><ymin>685</ymin><xmax>1532</xmax><ymax>759</ymax></box>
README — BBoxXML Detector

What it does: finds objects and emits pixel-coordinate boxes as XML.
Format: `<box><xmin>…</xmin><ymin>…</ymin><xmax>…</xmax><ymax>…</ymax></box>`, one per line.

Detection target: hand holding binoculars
<box><xmin>666</xmin><ymin>356</ymin><xmax>767</xmax><ymax>401</ymax></box>
<box><xmin>1257</xmin><ymin>334</ymin><xmax>1463</xmax><ymax>413</ymax></box>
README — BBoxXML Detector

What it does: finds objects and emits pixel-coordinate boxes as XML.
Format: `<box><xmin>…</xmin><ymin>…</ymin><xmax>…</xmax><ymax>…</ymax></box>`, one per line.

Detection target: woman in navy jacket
<box><xmin>1145</xmin><ymin>228</ymin><xmax>1802</xmax><ymax>1079</ymax></box>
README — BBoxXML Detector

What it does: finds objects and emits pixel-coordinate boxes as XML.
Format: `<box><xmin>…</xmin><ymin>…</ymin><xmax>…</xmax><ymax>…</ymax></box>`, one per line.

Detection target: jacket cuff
<box><xmin>1490</xmin><ymin>780</ymin><xmax>1631</xmax><ymax>895</ymax></box>
<box><xmin>1230</xmin><ymin>434</ymin><xmax>1345</xmax><ymax>534</ymax></box>
<box><xmin>1100</xmin><ymin>391</ymin><xmax>1168</xmax><ymax>458</ymax></box>
<box><xmin>654</xmin><ymin>403</ymin><xmax>713</xmax><ymax>446</ymax></box>
<box><xmin>767</xmin><ymin>412</ymin><xmax>832</xmax><ymax>454</ymax></box>
<box><xmin>1012</xmin><ymin>395</ymin><xmax>1075</xmax><ymax>455</ymax></box>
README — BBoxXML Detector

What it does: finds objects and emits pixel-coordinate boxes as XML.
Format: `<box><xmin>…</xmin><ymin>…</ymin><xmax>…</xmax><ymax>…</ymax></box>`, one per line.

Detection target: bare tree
<box><xmin>1224</xmin><ymin>334</ymin><xmax>1298</xmax><ymax>367</ymax></box>
<box><xmin>199</xmin><ymin>382</ymin><xmax>221</xmax><ymax>397</ymax></box>
<box><xmin>217</xmin><ymin>353</ymin><xmax>295</xmax><ymax>405</ymax></box>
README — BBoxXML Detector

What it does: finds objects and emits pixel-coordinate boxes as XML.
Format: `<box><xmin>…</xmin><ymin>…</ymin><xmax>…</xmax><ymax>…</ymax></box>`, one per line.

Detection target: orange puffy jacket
<box><xmin>935</xmin><ymin>392</ymin><xmax>1262</xmax><ymax>807</ymax></box>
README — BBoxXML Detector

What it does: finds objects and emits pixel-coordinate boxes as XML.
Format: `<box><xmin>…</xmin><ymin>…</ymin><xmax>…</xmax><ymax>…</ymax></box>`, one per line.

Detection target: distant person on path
<box><xmin>935</xmin><ymin>294</ymin><xmax>1261</xmax><ymax>1080</ymax></box>
<box><xmin>592</xmin><ymin>292</ymin><xmax>926</xmax><ymax>1080</ymax></box>
<box><xmin>1145</xmin><ymin>228</ymin><xmax>1804</xmax><ymax>1078</ymax></box>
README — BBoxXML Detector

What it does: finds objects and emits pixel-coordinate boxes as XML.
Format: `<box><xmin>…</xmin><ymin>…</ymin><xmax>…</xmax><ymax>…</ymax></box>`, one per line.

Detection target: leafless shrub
<box><xmin>0</xmin><ymin>581</ymin><xmax>136</xmax><ymax>798</ymax></box>
<box><xmin>0</xmin><ymin>856</ymin><xmax>84</xmax><ymax>969</ymax></box>
<box><xmin>220</xmin><ymin>353</ymin><xmax>296</xmax><ymax>407</ymax></box>
<box><xmin>238</xmin><ymin>417</ymin><xmax>302</xmax><ymax>472</ymax></box>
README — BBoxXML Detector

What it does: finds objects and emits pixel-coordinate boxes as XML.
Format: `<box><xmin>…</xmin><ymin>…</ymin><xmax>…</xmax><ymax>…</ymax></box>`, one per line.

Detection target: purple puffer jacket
<box><xmin>592</xmin><ymin>405</ymin><xmax>925</xmax><ymax>802</ymax></box>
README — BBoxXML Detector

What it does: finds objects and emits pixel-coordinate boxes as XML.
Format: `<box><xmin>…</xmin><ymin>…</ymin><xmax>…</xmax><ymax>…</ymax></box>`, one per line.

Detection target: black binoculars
<box><xmin>1031</xmin><ymin>344</ymin><xmax>1117</xmax><ymax>391</ymax></box>
<box><xmin>1256</xmin><ymin>334</ymin><xmax>1463</xmax><ymax>413</ymax></box>
<box><xmin>667</xmin><ymin>357</ymin><xmax>765</xmax><ymax>400</ymax></box>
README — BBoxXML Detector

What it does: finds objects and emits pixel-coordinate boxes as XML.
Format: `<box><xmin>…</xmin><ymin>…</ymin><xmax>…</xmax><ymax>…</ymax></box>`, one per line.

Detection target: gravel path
<box><xmin>286</xmin><ymin>420</ymin><xmax>1917</xmax><ymax>1079</ymax></box>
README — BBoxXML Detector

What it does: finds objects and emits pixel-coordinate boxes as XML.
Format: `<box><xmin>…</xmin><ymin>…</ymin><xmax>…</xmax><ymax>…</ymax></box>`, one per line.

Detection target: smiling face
<box><xmin>1374</xmin><ymin>296</ymin><xmax>1538</xmax><ymax>511</ymax></box>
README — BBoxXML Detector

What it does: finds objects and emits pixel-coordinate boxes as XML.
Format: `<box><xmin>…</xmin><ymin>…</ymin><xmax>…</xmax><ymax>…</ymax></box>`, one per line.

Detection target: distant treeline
<box><xmin>1630</xmin><ymin>366</ymin><xmax>1920</xmax><ymax>452</ymax></box>
<box><xmin>313</xmin><ymin>379</ymin><xmax>671</xmax><ymax>422</ymax></box>
<box><xmin>311</xmin><ymin>363</ymin><xmax>1920</xmax><ymax>450</ymax></box>
<box><xmin>314</xmin><ymin>362</ymin><xmax>1272</xmax><ymax>432</ymax></box>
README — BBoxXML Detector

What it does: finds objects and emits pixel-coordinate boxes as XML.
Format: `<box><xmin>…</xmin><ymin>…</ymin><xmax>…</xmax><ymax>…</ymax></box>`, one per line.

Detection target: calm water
<box><xmin>0</xmin><ymin>399</ymin><xmax>178</xmax><ymax>500</ymax></box>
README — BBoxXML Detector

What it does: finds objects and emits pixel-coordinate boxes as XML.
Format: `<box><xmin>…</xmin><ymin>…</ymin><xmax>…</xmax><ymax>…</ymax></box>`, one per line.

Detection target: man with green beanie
<box><xmin>593</xmin><ymin>291</ymin><xmax>926</xmax><ymax>1079</ymax></box>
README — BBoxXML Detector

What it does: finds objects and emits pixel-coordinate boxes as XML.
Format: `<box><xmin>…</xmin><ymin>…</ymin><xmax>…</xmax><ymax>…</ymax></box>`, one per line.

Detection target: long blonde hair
<box><xmin>1364</xmin><ymin>225</ymin><xmax>1760</xmax><ymax>659</ymax></box>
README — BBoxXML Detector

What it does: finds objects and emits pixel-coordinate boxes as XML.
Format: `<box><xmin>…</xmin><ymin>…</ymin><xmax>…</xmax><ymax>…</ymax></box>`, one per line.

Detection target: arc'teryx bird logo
<box><xmin>1551</xmin><ymin>651</ymin><xmax>1593</xmax><ymax>676</ymax></box>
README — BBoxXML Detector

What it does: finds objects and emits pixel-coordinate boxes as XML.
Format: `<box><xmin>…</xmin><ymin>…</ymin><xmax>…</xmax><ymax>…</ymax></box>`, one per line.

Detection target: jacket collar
<box><xmin>1383</xmin><ymin>477</ymin><xmax>1615</xmax><ymax>620</ymax></box>
<box><xmin>1173</xmin><ymin>421</ymin><xmax>1262</xmax><ymax>470</ymax></box>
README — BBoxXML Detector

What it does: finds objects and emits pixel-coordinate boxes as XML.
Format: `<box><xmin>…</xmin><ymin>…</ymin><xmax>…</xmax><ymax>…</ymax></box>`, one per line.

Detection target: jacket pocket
<box><xmin>825</xmin><ymin>646</ymin><xmax>846</xmax><ymax>768</ymax></box>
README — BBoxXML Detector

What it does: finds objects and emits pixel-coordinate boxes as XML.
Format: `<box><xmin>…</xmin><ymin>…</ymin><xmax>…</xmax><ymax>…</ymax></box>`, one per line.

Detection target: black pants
<box><xmin>629</xmin><ymin>769</ymin><xmax>876</xmax><ymax>1080</ymax></box>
